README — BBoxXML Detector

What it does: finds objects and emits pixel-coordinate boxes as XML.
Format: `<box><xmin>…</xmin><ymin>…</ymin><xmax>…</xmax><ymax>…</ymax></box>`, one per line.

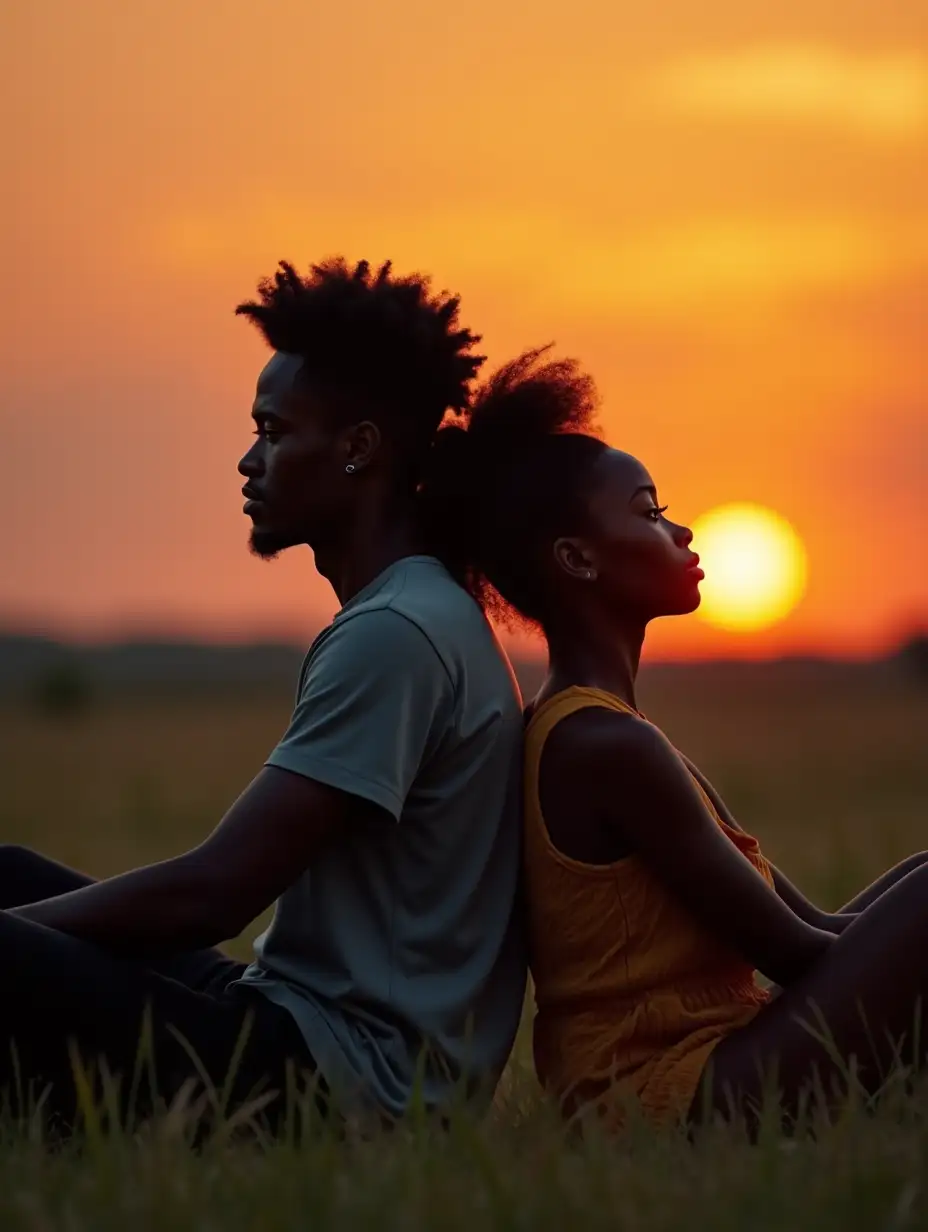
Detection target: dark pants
<box><xmin>0</xmin><ymin>845</ymin><xmax>318</xmax><ymax>1136</ymax></box>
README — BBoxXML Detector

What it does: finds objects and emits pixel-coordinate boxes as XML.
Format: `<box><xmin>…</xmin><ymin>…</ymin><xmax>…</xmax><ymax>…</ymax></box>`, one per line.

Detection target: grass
<box><xmin>0</xmin><ymin>662</ymin><xmax>926</xmax><ymax>1229</ymax></box>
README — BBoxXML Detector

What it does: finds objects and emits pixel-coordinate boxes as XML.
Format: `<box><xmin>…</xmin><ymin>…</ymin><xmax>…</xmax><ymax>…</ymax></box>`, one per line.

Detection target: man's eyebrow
<box><xmin>629</xmin><ymin>484</ymin><xmax>657</xmax><ymax>503</ymax></box>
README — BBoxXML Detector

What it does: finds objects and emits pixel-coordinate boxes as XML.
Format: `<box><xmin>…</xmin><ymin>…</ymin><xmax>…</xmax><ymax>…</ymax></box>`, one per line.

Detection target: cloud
<box><xmin>645</xmin><ymin>47</ymin><xmax>928</xmax><ymax>139</ymax></box>
<box><xmin>373</xmin><ymin>216</ymin><xmax>906</xmax><ymax>326</ymax></box>
<box><xmin>557</xmin><ymin>218</ymin><xmax>913</xmax><ymax>317</ymax></box>
<box><xmin>146</xmin><ymin>200</ymin><xmax>928</xmax><ymax>326</ymax></box>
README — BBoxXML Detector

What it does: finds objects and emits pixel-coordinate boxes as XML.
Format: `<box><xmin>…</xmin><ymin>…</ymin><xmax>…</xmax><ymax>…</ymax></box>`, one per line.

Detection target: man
<box><xmin>0</xmin><ymin>258</ymin><xmax>526</xmax><ymax>1129</ymax></box>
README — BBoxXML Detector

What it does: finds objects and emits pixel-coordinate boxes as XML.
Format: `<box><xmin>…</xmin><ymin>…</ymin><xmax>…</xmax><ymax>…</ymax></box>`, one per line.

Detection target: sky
<box><xmin>2</xmin><ymin>0</ymin><xmax>926</xmax><ymax>660</ymax></box>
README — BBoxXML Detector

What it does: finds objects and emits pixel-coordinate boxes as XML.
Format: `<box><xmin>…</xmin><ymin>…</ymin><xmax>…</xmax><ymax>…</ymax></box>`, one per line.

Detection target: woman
<box><xmin>423</xmin><ymin>348</ymin><xmax>928</xmax><ymax>1131</ymax></box>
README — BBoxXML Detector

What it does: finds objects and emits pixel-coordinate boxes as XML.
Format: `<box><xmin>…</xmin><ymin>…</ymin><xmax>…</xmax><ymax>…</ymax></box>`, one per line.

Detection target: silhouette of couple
<box><xmin>4</xmin><ymin>258</ymin><xmax>926</xmax><ymax>1136</ymax></box>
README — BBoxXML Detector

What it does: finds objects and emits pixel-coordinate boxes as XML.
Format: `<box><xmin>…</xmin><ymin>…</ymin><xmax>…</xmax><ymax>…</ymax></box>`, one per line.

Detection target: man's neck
<box><xmin>313</xmin><ymin>504</ymin><xmax>426</xmax><ymax>608</ymax></box>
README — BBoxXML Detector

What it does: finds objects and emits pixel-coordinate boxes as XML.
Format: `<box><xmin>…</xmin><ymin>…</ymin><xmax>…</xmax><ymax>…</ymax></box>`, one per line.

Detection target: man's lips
<box><xmin>242</xmin><ymin>485</ymin><xmax>264</xmax><ymax>515</ymax></box>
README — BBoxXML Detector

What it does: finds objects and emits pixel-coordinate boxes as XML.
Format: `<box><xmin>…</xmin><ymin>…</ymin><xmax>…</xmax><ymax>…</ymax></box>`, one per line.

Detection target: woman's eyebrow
<box><xmin>628</xmin><ymin>484</ymin><xmax>657</xmax><ymax>504</ymax></box>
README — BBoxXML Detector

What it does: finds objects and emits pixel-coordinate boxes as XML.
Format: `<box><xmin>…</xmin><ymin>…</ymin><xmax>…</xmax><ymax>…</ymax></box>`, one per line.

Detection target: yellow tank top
<box><xmin>525</xmin><ymin>687</ymin><xmax>773</xmax><ymax>1129</ymax></box>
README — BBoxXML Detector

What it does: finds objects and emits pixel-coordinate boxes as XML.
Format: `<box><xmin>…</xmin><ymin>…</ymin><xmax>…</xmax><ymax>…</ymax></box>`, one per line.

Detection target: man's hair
<box><xmin>419</xmin><ymin>347</ymin><xmax>606</xmax><ymax>627</ymax></box>
<box><xmin>236</xmin><ymin>257</ymin><xmax>485</xmax><ymax>480</ymax></box>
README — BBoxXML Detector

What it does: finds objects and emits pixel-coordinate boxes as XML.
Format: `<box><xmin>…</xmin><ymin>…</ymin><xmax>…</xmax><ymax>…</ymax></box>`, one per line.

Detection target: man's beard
<box><xmin>248</xmin><ymin>527</ymin><xmax>295</xmax><ymax>560</ymax></box>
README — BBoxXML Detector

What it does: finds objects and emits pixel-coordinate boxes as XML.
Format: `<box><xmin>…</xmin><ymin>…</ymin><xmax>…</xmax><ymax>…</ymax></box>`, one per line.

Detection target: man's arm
<box><xmin>12</xmin><ymin>768</ymin><xmax>383</xmax><ymax>955</ymax></box>
<box><xmin>15</xmin><ymin>607</ymin><xmax>451</xmax><ymax>957</ymax></box>
<box><xmin>680</xmin><ymin>754</ymin><xmax>856</xmax><ymax>935</ymax></box>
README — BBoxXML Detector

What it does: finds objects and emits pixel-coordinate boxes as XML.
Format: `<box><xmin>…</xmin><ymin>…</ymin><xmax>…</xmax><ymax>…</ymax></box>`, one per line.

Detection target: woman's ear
<box><xmin>552</xmin><ymin>537</ymin><xmax>598</xmax><ymax>582</ymax></box>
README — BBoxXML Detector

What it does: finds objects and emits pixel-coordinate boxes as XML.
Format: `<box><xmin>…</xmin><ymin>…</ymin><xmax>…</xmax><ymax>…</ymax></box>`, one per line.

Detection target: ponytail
<box><xmin>419</xmin><ymin>347</ymin><xmax>605</xmax><ymax>627</ymax></box>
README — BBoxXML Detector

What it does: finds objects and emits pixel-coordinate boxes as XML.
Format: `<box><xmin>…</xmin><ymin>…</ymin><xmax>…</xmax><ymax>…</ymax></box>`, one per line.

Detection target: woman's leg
<box><xmin>837</xmin><ymin>851</ymin><xmax>928</xmax><ymax>915</ymax></box>
<box><xmin>693</xmin><ymin>861</ymin><xmax>928</xmax><ymax>1125</ymax></box>
<box><xmin>0</xmin><ymin>908</ymin><xmax>314</xmax><ymax>1132</ymax></box>
<box><xmin>0</xmin><ymin>845</ymin><xmax>239</xmax><ymax>992</ymax></box>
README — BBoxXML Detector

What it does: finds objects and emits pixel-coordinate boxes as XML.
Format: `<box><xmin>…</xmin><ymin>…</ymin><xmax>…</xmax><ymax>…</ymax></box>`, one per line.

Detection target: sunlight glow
<box><xmin>692</xmin><ymin>503</ymin><xmax>808</xmax><ymax>632</ymax></box>
<box><xmin>649</xmin><ymin>47</ymin><xmax>928</xmax><ymax>138</ymax></box>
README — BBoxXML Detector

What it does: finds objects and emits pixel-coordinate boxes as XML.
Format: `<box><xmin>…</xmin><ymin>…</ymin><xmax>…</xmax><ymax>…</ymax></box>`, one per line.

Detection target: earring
<box><xmin>345</xmin><ymin>464</ymin><xmax>356</xmax><ymax>474</ymax></box>
<box><xmin>585</xmin><ymin>570</ymin><xmax>593</xmax><ymax>580</ymax></box>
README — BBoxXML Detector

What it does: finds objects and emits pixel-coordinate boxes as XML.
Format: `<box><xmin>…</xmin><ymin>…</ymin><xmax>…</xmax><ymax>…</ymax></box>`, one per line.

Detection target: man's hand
<box><xmin>12</xmin><ymin>767</ymin><xmax>385</xmax><ymax>957</ymax></box>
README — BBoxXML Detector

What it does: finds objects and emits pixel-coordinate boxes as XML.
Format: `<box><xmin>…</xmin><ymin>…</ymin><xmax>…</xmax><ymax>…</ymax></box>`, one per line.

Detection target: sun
<box><xmin>690</xmin><ymin>503</ymin><xmax>808</xmax><ymax>632</ymax></box>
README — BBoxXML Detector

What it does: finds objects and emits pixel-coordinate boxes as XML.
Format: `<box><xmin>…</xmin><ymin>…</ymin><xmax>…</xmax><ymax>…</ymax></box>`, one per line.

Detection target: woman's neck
<box><xmin>541</xmin><ymin>611</ymin><xmax>646</xmax><ymax>711</ymax></box>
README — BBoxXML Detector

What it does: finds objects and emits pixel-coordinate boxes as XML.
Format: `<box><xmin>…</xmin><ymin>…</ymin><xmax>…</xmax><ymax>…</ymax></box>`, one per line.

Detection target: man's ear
<box><xmin>344</xmin><ymin>421</ymin><xmax>383</xmax><ymax>472</ymax></box>
<box><xmin>552</xmin><ymin>537</ymin><xmax>598</xmax><ymax>582</ymax></box>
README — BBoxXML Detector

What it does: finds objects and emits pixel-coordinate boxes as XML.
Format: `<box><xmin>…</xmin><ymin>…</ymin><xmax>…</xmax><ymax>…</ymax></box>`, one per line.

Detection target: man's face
<box><xmin>238</xmin><ymin>353</ymin><xmax>352</xmax><ymax>558</ymax></box>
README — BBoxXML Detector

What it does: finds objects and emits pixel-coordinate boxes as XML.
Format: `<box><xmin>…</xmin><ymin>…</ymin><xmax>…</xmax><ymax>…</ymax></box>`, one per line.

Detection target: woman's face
<box><xmin>553</xmin><ymin>448</ymin><xmax>703</xmax><ymax>623</ymax></box>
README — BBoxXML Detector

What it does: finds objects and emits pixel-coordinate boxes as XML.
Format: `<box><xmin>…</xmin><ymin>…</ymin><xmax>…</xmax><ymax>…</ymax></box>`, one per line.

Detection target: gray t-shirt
<box><xmin>235</xmin><ymin>556</ymin><xmax>526</xmax><ymax>1119</ymax></box>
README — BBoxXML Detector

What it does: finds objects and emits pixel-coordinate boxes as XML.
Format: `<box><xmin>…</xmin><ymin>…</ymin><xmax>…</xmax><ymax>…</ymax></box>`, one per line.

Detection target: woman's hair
<box><xmin>419</xmin><ymin>346</ymin><xmax>607</xmax><ymax>627</ymax></box>
<box><xmin>236</xmin><ymin>258</ymin><xmax>485</xmax><ymax>483</ymax></box>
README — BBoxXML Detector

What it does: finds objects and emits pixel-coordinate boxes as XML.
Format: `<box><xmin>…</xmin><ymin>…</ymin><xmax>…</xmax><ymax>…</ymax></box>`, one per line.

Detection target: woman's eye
<box><xmin>648</xmin><ymin>505</ymin><xmax>669</xmax><ymax>521</ymax></box>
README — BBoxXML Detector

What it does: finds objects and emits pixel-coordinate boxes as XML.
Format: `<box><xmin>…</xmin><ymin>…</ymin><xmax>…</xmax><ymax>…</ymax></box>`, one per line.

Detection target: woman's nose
<box><xmin>676</xmin><ymin>523</ymin><xmax>693</xmax><ymax>548</ymax></box>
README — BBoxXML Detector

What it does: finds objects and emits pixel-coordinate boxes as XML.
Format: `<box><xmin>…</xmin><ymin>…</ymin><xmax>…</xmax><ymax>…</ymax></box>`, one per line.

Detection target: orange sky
<box><xmin>3</xmin><ymin>0</ymin><xmax>926</xmax><ymax>660</ymax></box>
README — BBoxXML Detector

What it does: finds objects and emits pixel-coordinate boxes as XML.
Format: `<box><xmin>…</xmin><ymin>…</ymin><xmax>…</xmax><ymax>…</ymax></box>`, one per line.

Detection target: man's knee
<box><xmin>0</xmin><ymin>845</ymin><xmax>85</xmax><ymax>905</ymax></box>
<box><xmin>0</xmin><ymin>844</ymin><xmax>45</xmax><ymax>878</ymax></box>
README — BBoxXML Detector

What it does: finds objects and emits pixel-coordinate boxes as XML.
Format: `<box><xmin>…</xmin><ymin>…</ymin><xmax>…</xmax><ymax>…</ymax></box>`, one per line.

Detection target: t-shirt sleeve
<box><xmin>265</xmin><ymin>608</ymin><xmax>454</xmax><ymax>820</ymax></box>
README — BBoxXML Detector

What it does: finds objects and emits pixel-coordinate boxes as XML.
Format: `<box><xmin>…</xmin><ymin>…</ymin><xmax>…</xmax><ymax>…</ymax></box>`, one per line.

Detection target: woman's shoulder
<box><xmin>527</xmin><ymin>685</ymin><xmax>645</xmax><ymax>732</ymax></box>
<box><xmin>526</xmin><ymin>690</ymin><xmax>682</xmax><ymax>865</ymax></box>
<box><xmin>526</xmin><ymin>687</ymin><xmax>667</xmax><ymax>776</ymax></box>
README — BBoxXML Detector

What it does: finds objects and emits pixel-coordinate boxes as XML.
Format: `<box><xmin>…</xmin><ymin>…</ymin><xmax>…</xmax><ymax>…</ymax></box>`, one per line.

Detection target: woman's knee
<box><xmin>897</xmin><ymin>852</ymin><xmax>928</xmax><ymax>877</ymax></box>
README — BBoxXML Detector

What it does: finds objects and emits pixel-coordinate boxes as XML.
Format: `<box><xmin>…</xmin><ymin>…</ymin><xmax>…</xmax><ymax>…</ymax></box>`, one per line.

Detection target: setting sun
<box><xmin>691</xmin><ymin>503</ymin><xmax>808</xmax><ymax>632</ymax></box>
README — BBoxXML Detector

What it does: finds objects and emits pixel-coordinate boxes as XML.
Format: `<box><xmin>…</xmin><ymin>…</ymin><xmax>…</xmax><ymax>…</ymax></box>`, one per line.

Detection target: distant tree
<box><xmin>31</xmin><ymin>659</ymin><xmax>94</xmax><ymax>718</ymax></box>
<box><xmin>896</xmin><ymin>633</ymin><xmax>928</xmax><ymax>686</ymax></box>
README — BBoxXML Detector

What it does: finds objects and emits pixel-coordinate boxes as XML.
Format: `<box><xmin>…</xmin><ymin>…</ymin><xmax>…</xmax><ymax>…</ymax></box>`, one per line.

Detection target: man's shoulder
<box><xmin>332</xmin><ymin>559</ymin><xmax>477</xmax><ymax>644</ymax></box>
<box><xmin>295</xmin><ymin>563</ymin><xmax>458</xmax><ymax>687</ymax></box>
<box><xmin>384</xmin><ymin>557</ymin><xmax>484</xmax><ymax>626</ymax></box>
<box><xmin>310</xmin><ymin>602</ymin><xmax>442</xmax><ymax>673</ymax></box>
<box><xmin>330</xmin><ymin>558</ymin><xmax>519</xmax><ymax>706</ymax></box>
<box><xmin>384</xmin><ymin>561</ymin><xmax>515</xmax><ymax>675</ymax></box>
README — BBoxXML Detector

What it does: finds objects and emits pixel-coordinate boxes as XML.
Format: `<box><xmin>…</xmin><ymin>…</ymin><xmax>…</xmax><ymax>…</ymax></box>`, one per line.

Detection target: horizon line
<box><xmin>1</xmin><ymin>624</ymin><xmax>925</xmax><ymax>668</ymax></box>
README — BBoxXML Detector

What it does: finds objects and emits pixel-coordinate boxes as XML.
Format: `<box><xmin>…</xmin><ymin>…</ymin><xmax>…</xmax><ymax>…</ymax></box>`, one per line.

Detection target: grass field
<box><xmin>1</xmin><ymin>662</ymin><xmax>926</xmax><ymax>1230</ymax></box>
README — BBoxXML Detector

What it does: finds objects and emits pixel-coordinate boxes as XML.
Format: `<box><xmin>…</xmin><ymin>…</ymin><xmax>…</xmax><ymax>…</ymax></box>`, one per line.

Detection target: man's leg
<box><xmin>0</xmin><ymin>844</ymin><xmax>97</xmax><ymax>908</ymax></box>
<box><xmin>0</xmin><ymin>908</ymin><xmax>312</xmax><ymax>1133</ymax></box>
<box><xmin>0</xmin><ymin>845</ymin><xmax>239</xmax><ymax>992</ymax></box>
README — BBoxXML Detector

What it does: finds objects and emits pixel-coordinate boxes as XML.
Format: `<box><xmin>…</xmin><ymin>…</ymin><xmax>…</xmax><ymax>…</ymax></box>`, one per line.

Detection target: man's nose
<box><xmin>238</xmin><ymin>442</ymin><xmax>263</xmax><ymax>477</ymax></box>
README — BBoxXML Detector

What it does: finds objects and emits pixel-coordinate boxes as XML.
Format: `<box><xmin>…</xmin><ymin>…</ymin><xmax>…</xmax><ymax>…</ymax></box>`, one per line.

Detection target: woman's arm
<box><xmin>547</xmin><ymin>711</ymin><xmax>835</xmax><ymax>987</ymax></box>
<box><xmin>679</xmin><ymin>756</ymin><xmax>857</xmax><ymax>935</ymax></box>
